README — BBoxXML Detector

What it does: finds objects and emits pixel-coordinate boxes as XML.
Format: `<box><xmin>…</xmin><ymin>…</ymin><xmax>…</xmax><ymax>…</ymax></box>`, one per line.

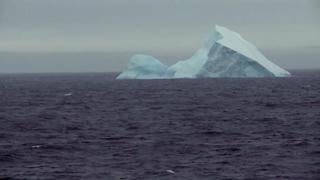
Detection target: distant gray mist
<box><xmin>0</xmin><ymin>0</ymin><xmax>319</xmax><ymax>73</ymax></box>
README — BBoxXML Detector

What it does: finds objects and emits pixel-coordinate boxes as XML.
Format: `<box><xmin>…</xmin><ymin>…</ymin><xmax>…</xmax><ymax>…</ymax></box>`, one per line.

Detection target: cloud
<box><xmin>1</xmin><ymin>0</ymin><xmax>318</xmax><ymax>28</ymax></box>
<box><xmin>0</xmin><ymin>0</ymin><xmax>9</xmax><ymax>23</ymax></box>
<box><xmin>0</xmin><ymin>0</ymin><xmax>319</xmax><ymax>71</ymax></box>
<box><xmin>0</xmin><ymin>0</ymin><xmax>319</xmax><ymax>52</ymax></box>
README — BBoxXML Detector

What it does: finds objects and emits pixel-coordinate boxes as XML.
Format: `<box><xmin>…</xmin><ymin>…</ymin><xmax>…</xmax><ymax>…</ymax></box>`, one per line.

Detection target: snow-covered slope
<box><xmin>116</xmin><ymin>26</ymin><xmax>291</xmax><ymax>79</ymax></box>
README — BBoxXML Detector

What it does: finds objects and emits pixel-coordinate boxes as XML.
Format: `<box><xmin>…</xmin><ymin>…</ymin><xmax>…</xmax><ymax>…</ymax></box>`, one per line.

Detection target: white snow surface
<box><xmin>116</xmin><ymin>25</ymin><xmax>291</xmax><ymax>79</ymax></box>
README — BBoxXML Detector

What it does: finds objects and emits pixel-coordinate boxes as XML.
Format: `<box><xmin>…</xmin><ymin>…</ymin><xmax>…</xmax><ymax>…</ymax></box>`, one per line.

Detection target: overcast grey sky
<box><xmin>0</xmin><ymin>0</ymin><xmax>319</xmax><ymax>72</ymax></box>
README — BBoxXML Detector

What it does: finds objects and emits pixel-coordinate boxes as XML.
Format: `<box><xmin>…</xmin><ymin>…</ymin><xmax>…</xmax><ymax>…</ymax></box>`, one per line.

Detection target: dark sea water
<box><xmin>0</xmin><ymin>70</ymin><xmax>319</xmax><ymax>180</ymax></box>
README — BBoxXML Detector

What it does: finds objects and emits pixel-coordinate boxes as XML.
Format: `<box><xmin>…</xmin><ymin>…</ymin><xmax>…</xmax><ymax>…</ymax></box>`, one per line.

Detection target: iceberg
<box><xmin>117</xmin><ymin>25</ymin><xmax>291</xmax><ymax>79</ymax></box>
<box><xmin>116</xmin><ymin>55</ymin><xmax>169</xmax><ymax>79</ymax></box>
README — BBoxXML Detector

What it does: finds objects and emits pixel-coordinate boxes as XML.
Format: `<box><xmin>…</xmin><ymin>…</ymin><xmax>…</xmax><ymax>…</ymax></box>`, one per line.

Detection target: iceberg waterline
<box><xmin>116</xmin><ymin>25</ymin><xmax>291</xmax><ymax>79</ymax></box>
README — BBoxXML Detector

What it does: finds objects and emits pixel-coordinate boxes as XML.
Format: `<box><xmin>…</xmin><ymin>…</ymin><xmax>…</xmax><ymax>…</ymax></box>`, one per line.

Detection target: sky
<box><xmin>0</xmin><ymin>0</ymin><xmax>319</xmax><ymax>72</ymax></box>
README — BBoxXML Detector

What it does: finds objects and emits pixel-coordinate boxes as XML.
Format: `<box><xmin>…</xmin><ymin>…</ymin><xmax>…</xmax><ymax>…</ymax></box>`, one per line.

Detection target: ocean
<box><xmin>0</xmin><ymin>70</ymin><xmax>319</xmax><ymax>179</ymax></box>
